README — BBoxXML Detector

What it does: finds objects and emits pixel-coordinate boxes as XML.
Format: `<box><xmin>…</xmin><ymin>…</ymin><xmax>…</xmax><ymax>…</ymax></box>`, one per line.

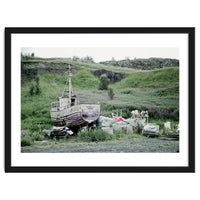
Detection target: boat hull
<box><xmin>51</xmin><ymin>104</ymin><xmax>100</xmax><ymax>128</ymax></box>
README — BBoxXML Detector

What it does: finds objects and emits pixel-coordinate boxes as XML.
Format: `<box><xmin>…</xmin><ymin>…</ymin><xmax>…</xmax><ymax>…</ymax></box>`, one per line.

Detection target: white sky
<box><xmin>21</xmin><ymin>47</ymin><xmax>179</xmax><ymax>62</ymax></box>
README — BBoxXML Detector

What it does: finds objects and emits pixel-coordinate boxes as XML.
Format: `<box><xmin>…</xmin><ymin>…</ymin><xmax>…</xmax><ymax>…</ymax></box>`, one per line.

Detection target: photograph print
<box><xmin>5</xmin><ymin>28</ymin><xmax>195</xmax><ymax>172</ymax></box>
<box><xmin>21</xmin><ymin>47</ymin><xmax>180</xmax><ymax>153</ymax></box>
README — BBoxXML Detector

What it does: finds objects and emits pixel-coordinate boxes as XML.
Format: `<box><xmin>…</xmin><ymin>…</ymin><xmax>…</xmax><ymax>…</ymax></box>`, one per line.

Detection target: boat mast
<box><xmin>61</xmin><ymin>64</ymin><xmax>73</xmax><ymax>105</ymax></box>
<box><xmin>68</xmin><ymin>65</ymin><xmax>72</xmax><ymax>103</ymax></box>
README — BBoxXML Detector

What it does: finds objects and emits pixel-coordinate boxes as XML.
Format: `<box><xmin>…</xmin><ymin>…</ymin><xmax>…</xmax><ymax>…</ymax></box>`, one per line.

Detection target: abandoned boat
<box><xmin>50</xmin><ymin>65</ymin><xmax>100</xmax><ymax>128</ymax></box>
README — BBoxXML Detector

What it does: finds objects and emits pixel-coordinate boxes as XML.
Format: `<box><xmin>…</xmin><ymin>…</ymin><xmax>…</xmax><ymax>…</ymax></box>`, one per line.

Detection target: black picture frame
<box><xmin>5</xmin><ymin>27</ymin><xmax>195</xmax><ymax>173</ymax></box>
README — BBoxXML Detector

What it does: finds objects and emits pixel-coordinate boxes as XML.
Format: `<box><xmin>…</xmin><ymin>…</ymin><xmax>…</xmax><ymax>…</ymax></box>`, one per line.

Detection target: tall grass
<box><xmin>21</xmin><ymin>131</ymin><xmax>44</xmax><ymax>146</ymax></box>
<box><xmin>78</xmin><ymin>129</ymin><xmax>112</xmax><ymax>142</ymax></box>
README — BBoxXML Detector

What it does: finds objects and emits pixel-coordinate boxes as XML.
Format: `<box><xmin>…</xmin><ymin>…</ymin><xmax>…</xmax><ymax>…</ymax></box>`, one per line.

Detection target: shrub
<box><xmin>28</xmin><ymin>76</ymin><xmax>41</xmax><ymax>96</ymax></box>
<box><xmin>21</xmin><ymin>135</ymin><xmax>31</xmax><ymax>146</ymax></box>
<box><xmin>35</xmin><ymin>76</ymin><xmax>41</xmax><ymax>94</ymax></box>
<box><xmin>108</xmin><ymin>88</ymin><xmax>115</xmax><ymax>100</ymax></box>
<box><xmin>99</xmin><ymin>74</ymin><xmax>110</xmax><ymax>90</ymax></box>
<box><xmin>94</xmin><ymin>129</ymin><xmax>113</xmax><ymax>141</ymax></box>
<box><xmin>29</xmin><ymin>83</ymin><xmax>34</xmax><ymax>96</ymax></box>
<box><xmin>78</xmin><ymin>129</ymin><xmax>112</xmax><ymax>142</ymax></box>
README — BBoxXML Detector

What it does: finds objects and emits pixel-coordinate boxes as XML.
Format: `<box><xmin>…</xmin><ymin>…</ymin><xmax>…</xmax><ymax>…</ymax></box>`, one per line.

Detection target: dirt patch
<box><xmin>21</xmin><ymin>137</ymin><xmax>179</xmax><ymax>153</ymax></box>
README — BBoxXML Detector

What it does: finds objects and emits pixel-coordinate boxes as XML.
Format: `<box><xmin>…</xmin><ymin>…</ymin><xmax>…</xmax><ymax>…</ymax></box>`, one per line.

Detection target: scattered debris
<box><xmin>175</xmin><ymin>124</ymin><xmax>179</xmax><ymax>133</ymax></box>
<box><xmin>131</xmin><ymin>110</ymin><xmax>149</xmax><ymax>123</ymax></box>
<box><xmin>42</xmin><ymin>126</ymin><xmax>73</xmax><ymax>139</ymax></box>
<box><xmin>112</xmin><ymin>120</ymin><xmax>129</xmax><ymax>133</ymax></box>
<box><xmin>163</xmin><ymin>123</ymin><xmax>179</xmax><ymax>138</ymax></box>
<box><xmin>114</xmin><ymin>116</ymin><xmax>124</xmax><ymax>121</ymax></box>
<box><xmin>142</xmin><ymin>123</ymin><xmax>159</xmax><ymax>137</ymax></box>
<box><xmin>164</xmin><ymin>122</ymin><xmax>171</xmax><ymax>129</ymax></box>
<box><xmin>98</xmin><ymin>115</ymin><xmax>146</xmax><ymax>134</ymax></box>
<box><xmin>101</xmin><ymin>127</ymin><xmax>113</xmax><ymax>135</ymax></box>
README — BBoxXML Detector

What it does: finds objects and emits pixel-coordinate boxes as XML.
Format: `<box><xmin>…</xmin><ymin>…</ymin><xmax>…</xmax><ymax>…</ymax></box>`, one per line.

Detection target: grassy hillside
<box><xmin>22</xmin><ymin>58</ymin><xmax>139</xmax><ymax>74</ymax></box>
<box><xmin>112</xmin><ymin>67</ymin><xmax>179</xmax><ymax>89</ymax></box>
<box><xmin>21</xmin><ymin>66</ymin><xmax>179</xmax><ymax>132</ymax></box>
<box><xmin>42</xmin><ymin>70</ymin><xmax>100</xmax><ymax>90</ymax></box>
<box><xmin>72</xmin><ymin>70</ymin><xmax>100</xmax><ymax>89</ymax></box>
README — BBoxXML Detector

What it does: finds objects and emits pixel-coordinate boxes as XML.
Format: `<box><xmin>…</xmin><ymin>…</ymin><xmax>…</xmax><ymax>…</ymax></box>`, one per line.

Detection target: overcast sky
<box><xmin>21</xmin><ymin>47</ymin><xmax>179</xmax><ymax>62</ymax></box>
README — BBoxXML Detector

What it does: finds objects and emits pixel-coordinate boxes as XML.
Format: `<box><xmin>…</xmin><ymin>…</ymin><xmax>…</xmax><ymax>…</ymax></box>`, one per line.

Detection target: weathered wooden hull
<box><xmin>51</xmin><ymin>104</ymin><xmax>100</xmax><ymax>128</ymax></box>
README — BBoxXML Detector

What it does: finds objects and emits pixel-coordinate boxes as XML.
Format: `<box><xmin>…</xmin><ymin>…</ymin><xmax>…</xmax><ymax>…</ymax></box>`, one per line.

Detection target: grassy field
<box><xmin>21</xmin><ymin>61</ymin><xmax>179</xmax><ymax>133</ymax></box>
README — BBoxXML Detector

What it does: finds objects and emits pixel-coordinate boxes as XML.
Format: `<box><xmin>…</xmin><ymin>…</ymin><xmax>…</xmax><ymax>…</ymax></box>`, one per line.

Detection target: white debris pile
<box><xmin>126</xmin><ymin>118</ymin><xmax>146</xmax><ymax>127</ymax></box>
<box><xmin>98</xmin><ymin>116</ymin><xmax>146</xmax><ymax>134</ymax></box>
<box><xmin>163</xmin><ymin>122</ymin><xmax>179</xmax><ymax>137</ymax></box>
<box><xmin>142</xmin><ymin>123</ymin><xmax>159</xmax><ymax>137</ymax></box>
<box><xmin>99</xmin><ymin>116</ymin><xmax>116</xmax><ymax>127</ymax></box>
<box><xmin>101</xmin><ymin>127</ymin><xmax>113</xmax><ymax>135</ymax></box>
<box><xmin>164</xmin><ymin>122</ymin><xmax>171</xmax><ymax>129</ymax></box>
<box><xmin>175</xmin><ymin>124</ymin><xmax>179</xmax><ymax>133</ymax></box>
<box><xmin>112</xmin><ymin>120</ymin><xmax>129</xmax><ymax>133</ymax></box>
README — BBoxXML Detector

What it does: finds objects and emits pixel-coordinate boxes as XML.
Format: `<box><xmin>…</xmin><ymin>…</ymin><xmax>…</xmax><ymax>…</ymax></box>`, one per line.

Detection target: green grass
<box><xmin>71</xmin><ymin>70</ymin><xmax>100</xmax><ymax>89</ymax></box>
<box><xmin>21</xmin><ymin>75</ymin><xmax>61</xmax><ymax>131</ymax></box>
<box><xmin>21</xmin><ymin>131</ymin><xmax>45</xmax><ymax>147</ymax></box>
<box><xmin>78</xmin><ymin>129</ymin><xmax>113</xmax><ymax>142</ymax></box>
<box><xmin>41</xmin><ymin>70</ymin><xmax>100</xmax><ymax>89</ymax></box>
<box><xmin>21</xmin><ymin>135</ymin><xmax>32</xmax><ymax>146</ymax></box>
<box><xmin>21</xmin><ymin>70</ymin><xmax>100</xmax><ymax>131</ymax></box>
<box><xmin>21</xmin><ymin>66</ymin><xmax>179</xmax><ymax>132</ymax></box>
<box><xmin>93</xmin><ymin>86</ymin><xmax>179</xmax><ymax>119</ymax></box>
<box><xmin>112</xmin><ymin>67</ymin><xmax>179</xmax><ymax>89</ymax></box>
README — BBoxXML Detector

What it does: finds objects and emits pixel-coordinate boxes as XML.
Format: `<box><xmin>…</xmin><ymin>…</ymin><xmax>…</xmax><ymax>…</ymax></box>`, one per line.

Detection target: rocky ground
<box><xmin>21</xmin><ymin>136</ymin><xmax>179</xmax><ymax>153</ymax></box>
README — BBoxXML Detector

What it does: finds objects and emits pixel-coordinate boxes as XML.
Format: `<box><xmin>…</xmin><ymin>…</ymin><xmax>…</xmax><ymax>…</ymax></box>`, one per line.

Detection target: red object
<box><xmin>114</xmin><ymin>116</ymin><xmax>124</xmax><ymax>121</ymax></box>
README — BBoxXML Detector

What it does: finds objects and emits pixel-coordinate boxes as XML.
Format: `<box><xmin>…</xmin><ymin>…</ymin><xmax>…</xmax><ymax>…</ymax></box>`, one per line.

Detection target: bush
<box><xmin>21</xmin><ymin>135</ymin><xmax>31</xmax><ymax>146</ymax></box>
<box><xmin>108</xmin><ymin>88</ymin><xmax>114</xmax><ymax>100</ymax></box>
<box><xmin>28</xmin><ymin>76</ymin><xmax>41</xmax><ymax>96</ymax></box>
<box><xmin>29</xmin><ymin>83</ymin><xmax>34</xmax><ymax>96</ymax></box>
<box><xmin>35</xmin><ymin>76</ymin><xmax>41</xmax><ymax>94</ymax></box>
<box><xmin>78</xmin><ymin>129</ymin><xmax>112</xmax><ymax>142</ymax></box>
<box><xmin>99</xmin><ymin>74</ymin><xmax>110</xmax><ymax>90</ymax></box>
<box><xmin>21</xmin><ymin>132</ymin><xmax>44</xmax><ymax>147</ymax></box>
